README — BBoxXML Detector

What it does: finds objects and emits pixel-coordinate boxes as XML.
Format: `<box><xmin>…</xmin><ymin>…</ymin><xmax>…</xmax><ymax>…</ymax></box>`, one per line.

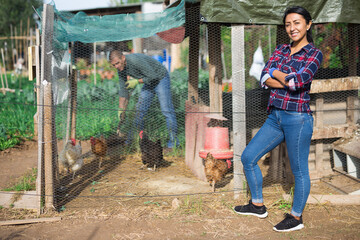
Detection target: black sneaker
<box><xmin>234</xmin><ymin>200</ymin><xmax>268</xmax><ymax>218</ymax></box>
<box><xmin>273</xmin><ymin>213</ymin><xmax>304</xmax><ymax>232</ymax></box>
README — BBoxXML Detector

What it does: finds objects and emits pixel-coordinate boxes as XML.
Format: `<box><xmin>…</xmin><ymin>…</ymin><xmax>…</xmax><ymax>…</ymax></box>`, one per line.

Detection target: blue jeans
<box><xmin>241</xmin><ymin>109</ymin><xmax>313</xmax><ymax>217</ymax></box>
<box><xmin>134</xmin><ymin>73</ymin><xmax>178</xmax><ymax>148</ymax></box>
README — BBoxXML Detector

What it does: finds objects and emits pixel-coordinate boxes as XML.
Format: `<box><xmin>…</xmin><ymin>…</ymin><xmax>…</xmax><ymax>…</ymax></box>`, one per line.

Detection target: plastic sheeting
<box><xmin>38</xmin><ymin>0</ymin><xmax>186</xmax><ymax>44</ymax></box>
<box><xmin>200</xmin><ymin>0</ymin><xmax>360</xmax><ymax>24</ymax></box>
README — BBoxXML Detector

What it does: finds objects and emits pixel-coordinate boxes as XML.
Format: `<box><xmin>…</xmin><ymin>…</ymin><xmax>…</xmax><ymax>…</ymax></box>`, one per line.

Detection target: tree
<box><xmin>0</xmin><ymin>0</ymin><xmax>42</xmax><ymax>38</ymax></box>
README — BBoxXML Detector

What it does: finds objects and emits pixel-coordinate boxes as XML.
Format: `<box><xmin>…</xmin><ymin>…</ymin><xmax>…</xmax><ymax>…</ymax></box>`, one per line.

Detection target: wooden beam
<box><xmin>0</xmin><ymin>36</ymin><xmax>36</xmax><ymax>40</ymax></box>
<box><xmin>70</xmin><ymin>69</ymin><xmax>77</xmax><ymax>140</ymax></box>
<box><xmin>283</xmin><ymin>194</ymin><xmax>360</xmax><ymax>205</ymax></box>
<box><xmin>346</xmin><ymin>96</ymin><xmax>356</xmax><ymax>125</ymax></box>
<box><xmin>348</xmin><ymin>24</ymin><xmax>357</xmax><ymax>76</ymax></box>
<box><xmin>315</xmin><ymin>96</ymin><xmax>324</xmax><ymax>173</ymax></box>
<box><xmin>35</xmin><ymin>28</ymin><xmax>43</xmax><ymax>215</ymax></box>
<box><xmin>40</xmin><ymin>4</ymin><xmax>55</xmax><ymax>210</ymax></box>
<box><xmin>0</xmin><ymin>217</ymin><xmax>61</xmax><ymax>226</ymax></box>
<box><xmin>187</xmin><ymin>5</ymin><xmax>199</xmax><ymax>103</ymax></box>
<box><xmin>310</xmin><ymin>77</ymin><xmax>360</xmax><ymax>93</ymax></box>
<box><xmin>0</xmin><ymin>88</ymin><xmax>22</xmax><ymax>93</ymax></box>
<box><xmin>231</xmin><ymin>25</ymin><xmax>246</xmax><ymax>199</ymax></box>
<box><xmin>207</xmin><ymin>23</ymin><xmax>223</xmax><ymax>114</ymax></box>
<box><xmin>312</xmin><ymin>124</ymin><xmax>357</xmax><ymax>140</ymax></box>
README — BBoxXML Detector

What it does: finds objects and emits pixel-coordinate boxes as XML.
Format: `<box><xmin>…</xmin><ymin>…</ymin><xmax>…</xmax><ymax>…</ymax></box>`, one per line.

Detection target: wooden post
<box><xmin>347</xmin><ymin>96</ymin><xmax>356</xmax><ymax>125</ymax></box>
<box><xmin>170</xmin><ymin>43</ymin><xmax>182</xmax><ymax>72</ymax></box>
<box><xmin>133</xmin><ymin>38</ymin><xmax>143</xmax><ymax>54</ymax></box>
<box><xmin>70</xmin><ymin>70</ymin><xmax>77</xmax><ymax>140</ymax></box>
<box><xmin>25</xmin><ymin>17</ymin><xmax>30</xmax><ymax>72</ymax></box>
<box><xmin>315</xmin><ymin>95</ymin><xmax>324</xmax><ymax>175</ymax></box>
<box><xmin>231</xmin><ymin>24</ymin><xmax>246</xmax><ymax>199</ymax></box>
<box><xmin>35</xmin><ymin>28</ymin><xmax>43</xmax><ymax>215</ymax></box>
<box><xmin>10</xmin><ymin>25</ymin><xmax>15</xmax><ymax>69</ymax></box>
<box><xmin>43</xmin><ymin>83</ymin><xmax>54</xmax><ymax>209</ymax></box>
<box><xmin>19</xmin><ymin>20</ymin><xmax>23</xmax><ymax>65</ymax></box>
<box><xmin>93</xmin><ymin>42</ymin><xmax>96</xmax><ymax>85</ymax></box>
<box><xmin>0</xmin><ymin>62</ymin><xmax>5</xmax><ymax>95</ymax></box>
<box><xmin>187</xmin><ymin>4</ymin><xmax>200</xmax><ymax>103</ymax></box>
<box><xmin>14</xmin><ymin>26</ymin><xmax>18</xmax><ymax>64</ymax></box>
<box><xmin>33</xmin><ymin>30</ymin><xmax>41</xmax><ymax>140</ymax></box>
<box><xmin>348</xmin><ymin>24</ymin><xmax>357</xmax><ymax>76</ymax></box>
<box><xmin>207</xmin><ymin>23</ymin><xmax>223</xmax><ymax>114</ymax></box>
<box><xmin>184</xmin><ymin>3</ymin><xmax>202</xmax><ymax>180</ymax></box>
<box><xmin>1</xmin><ymin>48</ymin><xmax>9</xmax><ymax>89</ymax></box>
<box><xmin>40</xmin><ymin>4</ymin><xmax>55</xmax><ymax>210</ymax></box>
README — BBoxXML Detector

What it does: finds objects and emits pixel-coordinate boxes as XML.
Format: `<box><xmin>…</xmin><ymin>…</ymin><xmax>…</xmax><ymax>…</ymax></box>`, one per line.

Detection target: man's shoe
<box><xmin>273</xmin><ymin>213</ymin><xmax>304</xmax><ymax>232</ymax></box>
<box><xmin>234</xmin><ymin>200</ymin><xmax>268</xmax><ymax>218</ymax></box>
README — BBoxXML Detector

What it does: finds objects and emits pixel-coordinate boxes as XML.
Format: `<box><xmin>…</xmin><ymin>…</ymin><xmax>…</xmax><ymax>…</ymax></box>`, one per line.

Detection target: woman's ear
<box><xmin>307</xmin><ymin>20</ymin><xmax>312</xmax><ymax>31</ymax></box>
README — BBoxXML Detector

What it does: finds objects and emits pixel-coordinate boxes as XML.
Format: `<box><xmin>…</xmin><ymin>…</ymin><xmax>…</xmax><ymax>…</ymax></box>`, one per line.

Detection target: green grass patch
<box><xmin>2</xmin><ymin>168</ymin><xmax>37</xmax><ymax>191</ymax></box>
<box><xmin>0</xmin><ymin>74</ymin><xmax>36</xmax><ymax>150</ymax></box>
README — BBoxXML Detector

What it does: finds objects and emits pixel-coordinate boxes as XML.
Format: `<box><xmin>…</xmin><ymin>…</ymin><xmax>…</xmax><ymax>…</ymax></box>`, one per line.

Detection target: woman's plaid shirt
<box><xmin>260</xmin><ymin>43</ymin><xmax>323</xmax><ymax>113</ymax></box>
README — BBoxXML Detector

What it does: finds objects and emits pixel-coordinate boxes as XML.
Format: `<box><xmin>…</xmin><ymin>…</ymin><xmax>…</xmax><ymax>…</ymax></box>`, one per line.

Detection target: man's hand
<box><xmin>125</xmin><ymin>79</ymin><xmax>139</xmax><ymax>89</ymax></box>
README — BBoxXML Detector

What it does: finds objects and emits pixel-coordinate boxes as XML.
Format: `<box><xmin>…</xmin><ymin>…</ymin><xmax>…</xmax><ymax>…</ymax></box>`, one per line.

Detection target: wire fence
<box><xmin>0</xmin><ymin>3</ymin><xmax>359</xmax><ymax>212</ymax></box>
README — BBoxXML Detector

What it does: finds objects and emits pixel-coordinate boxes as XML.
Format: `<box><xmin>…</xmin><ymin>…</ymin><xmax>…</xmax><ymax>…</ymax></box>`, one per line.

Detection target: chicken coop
<box><xmin>1</xmin><ymin>0</ymin><xmax>360</xmax><ymax>213</ymax></box>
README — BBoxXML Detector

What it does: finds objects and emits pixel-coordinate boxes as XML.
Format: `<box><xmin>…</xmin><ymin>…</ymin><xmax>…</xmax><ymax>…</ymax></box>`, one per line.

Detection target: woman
<box><xmin>234</xmin><ymin>6</ymin><xmax>323</xmax><ymax>232</ymax></box>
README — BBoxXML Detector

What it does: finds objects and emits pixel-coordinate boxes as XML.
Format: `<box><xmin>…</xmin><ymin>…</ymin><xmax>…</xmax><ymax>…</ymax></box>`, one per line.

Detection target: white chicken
<box><xmin>71</xmin><ymin>157</ymin><xmax>84</xmax><ymax>179</ymax></box>
<box><xmin>58</xmin><ymin>138</ymin><xmax>82</xmax><ymax>176</ymax></box>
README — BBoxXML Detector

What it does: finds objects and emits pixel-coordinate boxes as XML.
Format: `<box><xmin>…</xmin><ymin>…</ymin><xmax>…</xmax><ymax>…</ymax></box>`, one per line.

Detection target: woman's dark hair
<box><xmin>283</xmin><ymin>6</ymin><xmax>313</xmax><ymax>43</ymax></box>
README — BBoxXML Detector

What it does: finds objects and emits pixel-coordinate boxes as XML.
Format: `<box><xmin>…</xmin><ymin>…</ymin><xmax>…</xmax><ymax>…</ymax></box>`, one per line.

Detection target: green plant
<box><xmin>272</xmin><ymin>186</ymin><xmax>294</xmax><ymax>211</ymax></box>
<box><xmin>3</xmin><ymin>168</ymin><xmax>37</xmax><ymax>191</ymax></box>
<box><xmin>144</xmin><ymin>201</ymin><xmax>161</xmax><ymax>207</ymax></box>
<box><xmin>75</xmin><ymin>58</ymin><xmax>88</xmax><ymax>70</ymax></box>
<box><xmin>180</xmin><ymin>196</ymin><xmax>204</xmax><ymax>215</ymax></box>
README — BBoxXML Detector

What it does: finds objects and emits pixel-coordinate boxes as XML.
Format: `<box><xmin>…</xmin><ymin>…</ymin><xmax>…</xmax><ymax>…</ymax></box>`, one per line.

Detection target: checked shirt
<box><xmin>260</xmin><ymin>43</ymin><xmax>323</xmax><ymax>113</ymax></box>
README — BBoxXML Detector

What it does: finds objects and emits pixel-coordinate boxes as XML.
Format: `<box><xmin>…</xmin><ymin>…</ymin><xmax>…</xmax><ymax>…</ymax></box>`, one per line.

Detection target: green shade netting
<box><xmin>38</xmin><ymin>0</ymin><xmax>186</xmax><ymax>45</ymax></box>
<box><xmin>200</xmin><ymin>0</ymin><xmax>360</xmax><ymax>24</ymax></box>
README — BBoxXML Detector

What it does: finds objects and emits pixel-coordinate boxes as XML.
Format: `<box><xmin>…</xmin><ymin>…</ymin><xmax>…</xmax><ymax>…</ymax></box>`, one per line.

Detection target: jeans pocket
<box><xmin>283</xmin><ymin>110</ymin><xmax>303</xmax><ymax>116</ymax></box>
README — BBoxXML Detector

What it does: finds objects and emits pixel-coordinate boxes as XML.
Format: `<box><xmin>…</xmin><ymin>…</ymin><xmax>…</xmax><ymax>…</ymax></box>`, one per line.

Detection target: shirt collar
<box><xmin>285</xmin><ymin>42</ymin><xmax>313</xmax><ymax>54</ymax></box>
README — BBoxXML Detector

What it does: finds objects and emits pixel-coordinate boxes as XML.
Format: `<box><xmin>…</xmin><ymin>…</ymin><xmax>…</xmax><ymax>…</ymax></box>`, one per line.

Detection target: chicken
<box><xmin>203</xmin><ymin>152</ymin><xmax>229</xmax><ymax>192</ymax></box>
<box><xmin>139</xmin><ymin>130</ymin><xmax>163</xmax><ymax>171</ymax></box>
<box><xmin>58</xmin><ymin>138</ymin><xmax>82</xmax><ymax>174</ymax></box>
<box><xmin>90</xmin><ymin>135</ymin><xmax>108</xmax><ymax>168</ymax></box>
<box><xmin>71</xmin><ymin>157</ymin><xmax>84</xmax><ymax>180</ymax></box>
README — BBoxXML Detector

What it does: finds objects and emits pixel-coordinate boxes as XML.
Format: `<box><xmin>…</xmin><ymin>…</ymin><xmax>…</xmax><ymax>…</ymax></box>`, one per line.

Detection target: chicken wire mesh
<box><xmin>1</xmin><ymin>1</ymin><xmax>360</xmax><ymax>212</ymax></box>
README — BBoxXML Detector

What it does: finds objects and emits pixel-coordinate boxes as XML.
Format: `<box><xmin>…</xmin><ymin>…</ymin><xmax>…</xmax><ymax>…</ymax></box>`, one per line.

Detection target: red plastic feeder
<box><xmin>199</xmin><ymin>126</ymin><xmax>233</xmax><ymax>161</ymax></box>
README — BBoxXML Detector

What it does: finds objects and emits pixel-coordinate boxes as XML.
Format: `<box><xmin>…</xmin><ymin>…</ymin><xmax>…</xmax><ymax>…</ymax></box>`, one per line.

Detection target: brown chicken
<box><xmin>204</xmin><ymin>152</ymin><xmax>229</xmax><ymax>192</ymax></box>
<box><xmin>90</xmin><ymin>136</ymin><xmax>108</xmax><ymax>168</ymax></box>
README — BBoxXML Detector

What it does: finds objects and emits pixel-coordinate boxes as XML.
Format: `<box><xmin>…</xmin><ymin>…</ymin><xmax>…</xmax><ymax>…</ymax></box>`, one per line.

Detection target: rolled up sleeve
<box><xmin>285</xmin><ymin>49</ymin><xmax>323</xmax><ymax>91</ymax></box>
<box><xmin>260</xmin><ymin>45</ymin><xmax>283</xmax><ymax>89</ymax></box>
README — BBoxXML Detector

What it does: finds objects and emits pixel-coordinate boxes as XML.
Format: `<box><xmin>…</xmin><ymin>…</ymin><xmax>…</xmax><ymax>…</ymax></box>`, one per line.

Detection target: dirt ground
<box><xmin>0</xmin><ymin>140</ymin><xmax>360</xmax><ymax>240</ymax></box>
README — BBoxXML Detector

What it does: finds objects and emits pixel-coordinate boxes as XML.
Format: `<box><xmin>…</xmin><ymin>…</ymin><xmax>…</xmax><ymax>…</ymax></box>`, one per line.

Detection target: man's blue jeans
<box><xmin>241</xmin><ymin>109</ymin><xmax>313</xmax><ymax>217</ymax></box>
<box><xmin>134</xmin><ymin>73</ymin><xmax>178</xmax><ymax>148</ymax></box>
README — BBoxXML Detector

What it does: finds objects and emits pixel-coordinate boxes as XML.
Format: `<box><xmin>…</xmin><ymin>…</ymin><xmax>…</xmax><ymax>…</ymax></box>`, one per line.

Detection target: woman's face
<box><xmin>285</xmin><ymin>13</ymin><xmax>311</xmax><ymax>44</ymax></box>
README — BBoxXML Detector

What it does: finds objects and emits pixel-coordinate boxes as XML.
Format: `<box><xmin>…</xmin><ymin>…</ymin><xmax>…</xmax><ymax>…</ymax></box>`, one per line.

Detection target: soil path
<box><xmin>0</xmin><ymin>141</ymin><xmax>360</xmax><ymax>239</ymax></box>
<box><xmin>0</xmin><ymin>141</ymin><xmax>38</xmax><ymax>189</ymax></box>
